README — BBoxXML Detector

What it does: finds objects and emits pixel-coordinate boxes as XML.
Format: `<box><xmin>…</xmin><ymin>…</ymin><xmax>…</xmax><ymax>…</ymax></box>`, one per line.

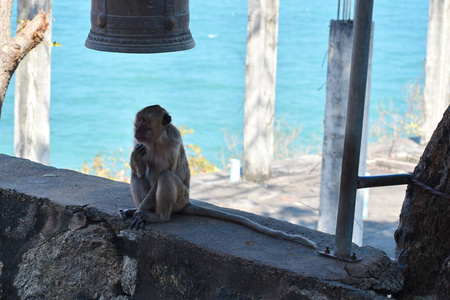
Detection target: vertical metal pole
<box><xmin>334</xmin><ymin>0</ymin><xmax>374</xmax><ymax>258</ymax></box>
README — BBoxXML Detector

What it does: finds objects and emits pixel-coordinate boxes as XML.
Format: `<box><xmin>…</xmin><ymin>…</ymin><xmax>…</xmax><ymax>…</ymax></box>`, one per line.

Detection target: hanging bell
<box><xmin>85</xmin><ymin>0</ymin><xmax>195</xmax><ymax>53</ymax></box>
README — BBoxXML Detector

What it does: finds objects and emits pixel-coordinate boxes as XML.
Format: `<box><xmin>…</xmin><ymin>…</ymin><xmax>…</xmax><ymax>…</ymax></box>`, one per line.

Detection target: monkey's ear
<box><xmin>162</xmin><ymin>113</ymin><xmax>172</xmax><ymax>125</ymax></box>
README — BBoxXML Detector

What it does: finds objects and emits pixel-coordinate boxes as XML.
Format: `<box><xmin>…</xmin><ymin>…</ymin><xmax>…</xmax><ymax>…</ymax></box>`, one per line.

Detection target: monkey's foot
<box><xmin>119</xmin><ymin>208</ymin><xmax>136</xmax><ymax>220</ymax></box>
<box><xmin>130</xmin><ymin>210</ymin><xmax>163</xmax><ymax>230</ymax></box>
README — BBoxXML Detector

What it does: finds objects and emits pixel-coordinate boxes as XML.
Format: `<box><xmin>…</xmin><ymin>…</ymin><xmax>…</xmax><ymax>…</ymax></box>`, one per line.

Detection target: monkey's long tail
<box><xmin>182</xmin><ymin>203</ymin><xmax>317</xmax><ymax>249</ymax></box>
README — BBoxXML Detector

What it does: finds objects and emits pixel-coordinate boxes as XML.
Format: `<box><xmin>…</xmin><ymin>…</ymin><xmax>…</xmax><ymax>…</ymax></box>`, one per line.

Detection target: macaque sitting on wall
<box><xmin>120</xmin><ymin>105</ymin><xmax>316</xmax><ymax>249</ymax></box>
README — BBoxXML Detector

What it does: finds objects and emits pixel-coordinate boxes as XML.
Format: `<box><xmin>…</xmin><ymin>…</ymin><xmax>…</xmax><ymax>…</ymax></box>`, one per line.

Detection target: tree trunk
<box><xmin>395</xmin><ymin>105</ymin><xmax>450</xmax><ymax>298</ymax></box>
<box><xmin>243</xmin><ymin>0</ymin><xmax>279</xmax><ymax>182</ymax></box>
<box><xmin>0</xmin><ymin>2</ymin><xmax>49</xmax><ymax>118</ymax></box>
<box><xmin>14</xmin><ymin>0</ymin><xmax>52</xmax><ymax>165</ymax></box>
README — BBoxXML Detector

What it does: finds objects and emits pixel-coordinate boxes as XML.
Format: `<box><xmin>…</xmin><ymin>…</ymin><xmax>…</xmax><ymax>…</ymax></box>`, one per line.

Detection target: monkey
<box><xmin>119</xmin><ymin>105</ymin><xmax>317</xmax><ymax>249</ymax></box>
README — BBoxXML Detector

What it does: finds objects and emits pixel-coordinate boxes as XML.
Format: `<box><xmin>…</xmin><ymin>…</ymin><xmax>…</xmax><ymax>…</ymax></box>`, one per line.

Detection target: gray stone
<box><xmin>121</xmin><ymin>256</ymin><xmax>138</xmax><ymax>296</ymax></box>
<box><xmin>395</xmin><ymin>107</ymin><xmax>450</xmax><ymax>299</ymax></box>
<box><xmin>344</xmin><ymin>246</ymin><xmax>404</xmax><ymax>293</ymax></box>
<box><xmin>13</xmin><ymin>224</ymin><xmax>122</xmax><ymax>299</ymax></box>
<box><xmin>436</xmin><ymin>256</ymin><xmax>450</xmax><ymax>298</ymax></box>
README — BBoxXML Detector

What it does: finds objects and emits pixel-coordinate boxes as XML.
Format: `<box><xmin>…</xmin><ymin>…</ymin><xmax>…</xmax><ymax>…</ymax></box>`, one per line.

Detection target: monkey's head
<box><xmin>134</xmin><ymin>105</ymin><xmax>172</xmax><ymax>142</ymax></box>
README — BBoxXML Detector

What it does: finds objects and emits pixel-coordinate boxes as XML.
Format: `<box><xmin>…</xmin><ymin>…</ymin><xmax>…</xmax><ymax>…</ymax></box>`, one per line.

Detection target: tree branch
<box><xmin>0</xmin><ymin>11</ymin><xmax>49</xmax><ymax>118</ymax></box>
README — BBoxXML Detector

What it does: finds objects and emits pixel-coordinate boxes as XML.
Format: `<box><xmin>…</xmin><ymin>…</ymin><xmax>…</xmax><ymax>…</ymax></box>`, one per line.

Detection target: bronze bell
<box><xmin>85</xmin><ymin>0</ymin><xmax>195</xmax><ymax>53</ymax></box>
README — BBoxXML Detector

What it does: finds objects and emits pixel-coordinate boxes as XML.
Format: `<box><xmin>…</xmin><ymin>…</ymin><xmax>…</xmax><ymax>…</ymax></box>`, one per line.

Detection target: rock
<box><xmin>395</xmin><ymin>107</ymin><xmax>450</xmax><ymax>299</ymax></box>
<box><xmin>13</xmin><ymin>224</ymin><xmax>123</xmax><ymax>299</ymax></box>
<box><xmin>436</xmin><ymin>256</ymin><xmax>450</xmax><ymax>299</ymax></box>
<box><xmin>344</xmin><ymin>246</ymin><xmax>404</xmax><ymax>293</ymax></box>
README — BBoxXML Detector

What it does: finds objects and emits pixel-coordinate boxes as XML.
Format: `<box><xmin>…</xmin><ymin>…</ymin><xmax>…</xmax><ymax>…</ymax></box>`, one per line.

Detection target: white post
<box><xmin>422</xmin><ymin>0</ymin><xmax>450</xmax><ymax>144</ymax></box>
<box><xmin>319</xmin><ymin>21</ymin><xmax>354</xmax><ymax>235</ymax></box>
<box><xmin>14</xmin><ymin>0</ymin><xmax>52</xmax><ymax>165</ymax></box>
<box><xmin>319</xmin><ymin>20</ymin><xmax>373</xmax><ymax>246</ymax></box>
<box><xmin>243</xmin><ymin>0</ymin><xmax>279</xmax><ymax>182</ymax></box>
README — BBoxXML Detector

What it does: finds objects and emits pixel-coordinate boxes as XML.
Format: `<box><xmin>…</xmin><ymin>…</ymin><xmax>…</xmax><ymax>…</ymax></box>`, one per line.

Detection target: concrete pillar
<box><xmin>14</xmin><ymin>0</ymin><xmax>52</xmax><ymax>165</ymax></box>
<box><xmin>243</xmin><ymin>0</ymin><xmax>279</xmax><ymax>182</ymax></box>
<box><xmin>318</xmin><ymin>20</ymin><xmax>373</xmax><ymax>246</ymax></box>
<box><xmin>422</xmin><ymin>0</ymin><xmax>450</xmax><ymax>144</ymax></box>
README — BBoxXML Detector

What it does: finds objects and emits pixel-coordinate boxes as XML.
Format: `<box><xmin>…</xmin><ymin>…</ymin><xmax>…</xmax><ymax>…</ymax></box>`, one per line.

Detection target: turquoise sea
<box><xmin>0</xmin><ymin>0</ymin><xmax>429</xmax><ymax>170</ymax></box>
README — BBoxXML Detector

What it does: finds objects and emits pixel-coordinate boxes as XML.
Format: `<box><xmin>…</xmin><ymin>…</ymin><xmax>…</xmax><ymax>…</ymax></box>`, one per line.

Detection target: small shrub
<box><xmin>220</xmin><ymin>116</ymin><xmax>309</xmax><ymax>169</ymax></box>
<box><xmin>371</xmin><ymin>79</ymin><xmax>424</xmax><ymax>142</ymax></box>
<box><xmin>81</xmin><ymin>148</ymin><xmax>130</xmax><ymax>183</ymax></box>
<box><xmin>179</xmin><ymin>125</ymin><xmax>219</xmax><ymax>174</ymax></box>
<box><xmin>81</xmin><ymin>126</ymin><xmax>218</xmax><ymax>181</ymax></box>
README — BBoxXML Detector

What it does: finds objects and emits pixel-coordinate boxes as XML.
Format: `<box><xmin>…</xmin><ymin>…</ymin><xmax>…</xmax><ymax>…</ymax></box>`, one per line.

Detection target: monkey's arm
<box><xmin>120</xmin><ymin>160</ymin><xmax>152</xmax><ymax>220</ymax></box>
<box><xmin>137</xmin><ymin>181</ymin><xmax>158</xmax><ymax>211</ymax></box>
<box><xmin>129</xmin><ymin>182</ymin><xmax>160</xmax><ymax>229</ymax></box>
<box><xmin>131</xmin><ymin>170</ymin><xmax>190</xmax><ymax>229</ymax></box>
<box><xmin>120</xmin><ymin>184</ymin><xmax>158</xmax><ymax>226</ymax></box>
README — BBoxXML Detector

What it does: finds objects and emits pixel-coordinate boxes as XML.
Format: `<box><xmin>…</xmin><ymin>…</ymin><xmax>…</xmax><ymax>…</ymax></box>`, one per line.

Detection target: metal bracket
<box><xmin>318</xmin><ymin>247</ymin><xmax>362</xmax><ymax>263</ymax></box>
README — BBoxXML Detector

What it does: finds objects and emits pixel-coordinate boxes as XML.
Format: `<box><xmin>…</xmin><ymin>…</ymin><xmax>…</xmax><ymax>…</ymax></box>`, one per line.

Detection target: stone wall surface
<box><xmin>0</xmin><ymin>154</ymin><xmax>403</xmax><ymax>299</ymax></box>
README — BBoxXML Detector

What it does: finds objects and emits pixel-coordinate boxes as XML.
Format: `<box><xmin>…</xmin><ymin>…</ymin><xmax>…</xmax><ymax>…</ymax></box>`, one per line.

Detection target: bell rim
<box><xmin>85</xmin><ymin>39</ymin><xmax>195</xmax><ymax>54</ymax></box>
<box><xmin>85</xmin><ymin>30</ymin><xmax>195</xmax><ymax>54</ymax></box>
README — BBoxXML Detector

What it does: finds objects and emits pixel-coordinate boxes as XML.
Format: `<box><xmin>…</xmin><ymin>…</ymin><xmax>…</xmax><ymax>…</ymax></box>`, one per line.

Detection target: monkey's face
<box><xmin>134</xmin><ymin>105</ymin><xmax>172</xmax><ymax>143</ymax></box>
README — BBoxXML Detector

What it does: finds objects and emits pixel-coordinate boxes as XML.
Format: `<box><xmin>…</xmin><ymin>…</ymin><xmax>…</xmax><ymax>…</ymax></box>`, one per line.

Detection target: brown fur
<box><xmin>120</xmin><ymin>105</ymin><xmax>316</xmax><ymax>249</ymax></box>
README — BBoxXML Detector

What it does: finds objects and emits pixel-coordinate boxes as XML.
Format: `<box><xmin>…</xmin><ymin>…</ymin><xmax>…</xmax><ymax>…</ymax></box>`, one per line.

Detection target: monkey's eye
<box><xmin>138</xmin><ymin>117</ymin><xmax>147</xmax><ymax>124</ymax></box>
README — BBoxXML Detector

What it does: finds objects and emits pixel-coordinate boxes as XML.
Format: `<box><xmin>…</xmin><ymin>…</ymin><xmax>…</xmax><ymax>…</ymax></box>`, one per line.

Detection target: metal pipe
<box><xmin>358</xmin><ymin>174</ymin><xmax>412</xmax><ymax>189</ymax></box>
<box><xmin>334</xmin><ymin>0</ymin><xmax>374</xmax><ymax>259</ymax></box>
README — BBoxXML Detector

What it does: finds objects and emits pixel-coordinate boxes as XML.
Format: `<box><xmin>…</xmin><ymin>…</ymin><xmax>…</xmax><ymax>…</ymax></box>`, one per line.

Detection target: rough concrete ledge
<box><xmin>0</xmin><ymin>154</ymin><xmax>403</xmax><ymax>299</ymax></box>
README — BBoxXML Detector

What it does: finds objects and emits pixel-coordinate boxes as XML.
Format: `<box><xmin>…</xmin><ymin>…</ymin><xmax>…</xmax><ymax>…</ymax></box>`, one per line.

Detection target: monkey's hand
<box><xmin>131</xmin><ymin>143</ymin><xmax>147</xmax><ymax>161</ymax></box>
<box><xmin>130</xmin><ymin>210</ymin><xmax>163</xmax><ymax>230</ymax></box>
<box><xmin>130</xmin><ymin>144</ymin><xmax>147</xmax><ymax>177</ymax></box>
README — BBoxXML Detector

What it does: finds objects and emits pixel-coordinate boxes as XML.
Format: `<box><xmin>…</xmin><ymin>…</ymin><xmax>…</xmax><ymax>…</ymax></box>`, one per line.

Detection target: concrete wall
<box><xmin>0</xmin><ymin>155</ymin><xmax>403</xmax><ymax>299</ymax></box>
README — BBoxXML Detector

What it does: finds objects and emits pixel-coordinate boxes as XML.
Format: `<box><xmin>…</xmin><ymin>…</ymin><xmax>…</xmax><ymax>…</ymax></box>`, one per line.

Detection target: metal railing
<box><xmin>331</xmin><ymin>0</ymin><xmax>380</xmax><ymax>260</ymax></box>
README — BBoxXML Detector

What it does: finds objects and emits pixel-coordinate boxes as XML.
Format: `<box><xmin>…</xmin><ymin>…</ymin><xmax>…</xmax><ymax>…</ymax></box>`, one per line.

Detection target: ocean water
<box><xmin>0</xmin><ymin>0</ymin><xmax>429</xmax><ymax>170</ymax></box>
